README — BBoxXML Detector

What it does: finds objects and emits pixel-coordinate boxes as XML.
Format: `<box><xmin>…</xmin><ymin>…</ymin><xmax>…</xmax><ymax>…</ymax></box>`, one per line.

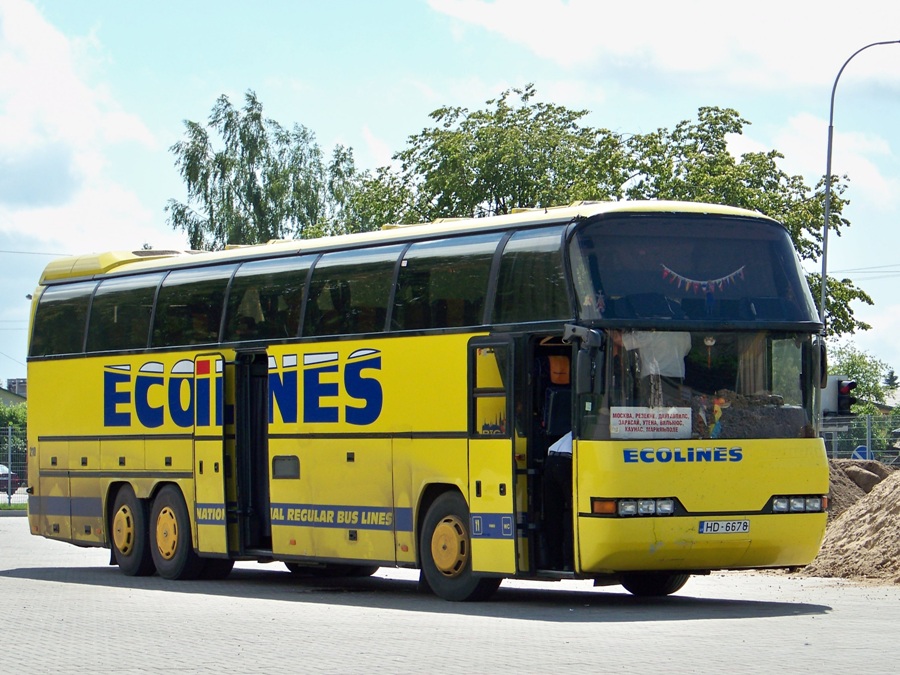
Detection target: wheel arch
<box><xmin>104</xmin><ymin>480</ymin><xmax>190</xmax><ymax>546</ymax></box>
<box><xmin>415</xmin><ymin>482</ymin><xmax>466</xmax><ymax>567</ymax></box>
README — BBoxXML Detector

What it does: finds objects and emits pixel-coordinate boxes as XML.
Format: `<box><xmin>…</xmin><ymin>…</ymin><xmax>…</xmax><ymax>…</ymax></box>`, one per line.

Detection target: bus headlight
<box><xmin>638</xmin><ymin>499</ymin><xmax>656</xmax><ymax>515</ymax></box>
<box><xmin>602</xmin><ymin>498</ymin><xmax>677</xmax><ymax>517</ymax></box>
<box><xmin>771</xmin><ymin>495</ymin><xmax>827</xmax><ymax>513</ymax></box>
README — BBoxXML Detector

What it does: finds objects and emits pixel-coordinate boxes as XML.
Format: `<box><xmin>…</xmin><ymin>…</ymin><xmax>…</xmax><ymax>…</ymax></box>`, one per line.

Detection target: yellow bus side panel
<box><xmin>69</xmin><ymin>438</ymin><xmax>104</xmax><ymax>545</ymax></box>
<box><xmin>392</xmin><ymin>437</ymin><xmax>469</xmax><ymax>565</ymax></box>
<box><xmin>269</xmin><ymin>438</ymin><xmax>395</xmax><ymax>563</ymax></box>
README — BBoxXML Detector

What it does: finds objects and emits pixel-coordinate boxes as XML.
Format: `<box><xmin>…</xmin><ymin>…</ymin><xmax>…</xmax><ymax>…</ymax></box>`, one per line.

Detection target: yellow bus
<box><xmin>25</xmin><ymin>201</ymin><xmax>829</xmax><ymax>601</ymax></box>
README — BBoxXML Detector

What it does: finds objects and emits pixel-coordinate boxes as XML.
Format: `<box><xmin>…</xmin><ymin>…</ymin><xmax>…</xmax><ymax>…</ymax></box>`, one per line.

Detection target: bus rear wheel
<box><xmin>621</xmin><ymin>572</ymin><xmax>690</xmax><ymax>597</ymax></box>
<box><xmin>419</xmin><ymin>491</ymin><xmax>500</xmax><ymax>602</ymax></box>
<box><xmin>150</xmin><ymin>485</ymin><xmax>205</xmax><ymax>580</ymax></box>
<box><xmin>110</xmin><ymin>485</ymin><xmax>155</xmax><ymax>576</ymax></box>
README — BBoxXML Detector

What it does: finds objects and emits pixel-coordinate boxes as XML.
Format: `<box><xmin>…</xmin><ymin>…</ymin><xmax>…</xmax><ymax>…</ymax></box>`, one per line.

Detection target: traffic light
<box><xmin>837</xmin><ymin>379</ymin><xmax>857</xmax><ymax>415</ymax></box>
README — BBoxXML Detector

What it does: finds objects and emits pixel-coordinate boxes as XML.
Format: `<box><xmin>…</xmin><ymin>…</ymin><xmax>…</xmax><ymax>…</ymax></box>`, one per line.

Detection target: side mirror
<box><xmin>820</xmin><ymin>340</ymin><xmax>828</xmax><ymax>389</ymax></box>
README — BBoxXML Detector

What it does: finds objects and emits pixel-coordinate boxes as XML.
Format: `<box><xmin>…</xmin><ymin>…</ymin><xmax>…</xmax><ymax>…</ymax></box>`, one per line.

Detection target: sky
<box><xmin>2</xmin><ymin>0</ymin><xmax>900</xmax><ymax>385</ymax></box>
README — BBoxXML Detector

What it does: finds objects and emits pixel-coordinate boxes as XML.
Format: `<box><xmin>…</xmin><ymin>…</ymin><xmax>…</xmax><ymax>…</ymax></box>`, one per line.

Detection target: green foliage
<box><xmin>166</xmin><ymin>91</ymin><xmax>363</xmax><ymax>250</ymax></box>
<box><xmin>828</xmin><ymin>341</ymin><xmax>895</xmax><ymax>413</ymax></box>
<box><xmin>0</xmin><ymin>402</ymin><xmax>26</xmax><ymax>427</ymax></box>
<box><xmin>389</xmin><ymin>84</ymin><xmax>628</xmax><ymax>221</ymax></box>
<box><xmin>167</xmin><ymin>86</ymin><xmax>870</xmax><ymax>338</ymax></box>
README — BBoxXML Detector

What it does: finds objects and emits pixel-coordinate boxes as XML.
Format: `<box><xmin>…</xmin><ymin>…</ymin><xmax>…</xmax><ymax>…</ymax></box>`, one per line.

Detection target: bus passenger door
<box><xmin>193</xmin><ymin>353</ymin><xmax>229</xmax><ymax>555</ymax></box>
<box><xmin>467</xmin><ymin>338</ymin><xmax>517</xmax><ymax>575</ymax></box>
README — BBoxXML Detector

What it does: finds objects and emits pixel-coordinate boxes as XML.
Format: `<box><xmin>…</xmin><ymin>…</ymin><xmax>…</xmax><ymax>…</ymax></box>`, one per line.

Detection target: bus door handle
<box><xmin>475</xmin><ymin>480</ymin><xmax>482</xmax><ymax>497</ymax></box>
<box><xmin>499</xmin><ymin>483</ymin><xmax>506</xmax><ymax>496</ymax></box>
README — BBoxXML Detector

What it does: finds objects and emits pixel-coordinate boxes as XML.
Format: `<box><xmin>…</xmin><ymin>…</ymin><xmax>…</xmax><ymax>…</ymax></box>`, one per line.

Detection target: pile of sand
<box><xmin>801</xmin><ymin>459</ymin><xmax>900</xmax><ymax>583</ymax></box>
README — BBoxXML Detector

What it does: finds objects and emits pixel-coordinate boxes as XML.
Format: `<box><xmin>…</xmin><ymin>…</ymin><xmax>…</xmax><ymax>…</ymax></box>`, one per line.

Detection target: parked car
<box><xmin>0</xmin><ymin>464</ymin><xmax>20</xmax><ymax>492</ymax></box>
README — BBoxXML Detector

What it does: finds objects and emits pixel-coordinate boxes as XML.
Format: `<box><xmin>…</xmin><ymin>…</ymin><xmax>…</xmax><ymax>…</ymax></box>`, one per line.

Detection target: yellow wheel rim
<box><xmin>155</xmin><ymin>506</ymin><xmax>179</xmax><ymax>561</ymax></box>
<box><xmin>112</xmin><ymin>505</ymin><xmax>135</xmax><ymax>555</ymax></box>
<box><xmin>430</xmin><ymin>514</ymin><xmax>468</xmax><ymax>578</ymax></box>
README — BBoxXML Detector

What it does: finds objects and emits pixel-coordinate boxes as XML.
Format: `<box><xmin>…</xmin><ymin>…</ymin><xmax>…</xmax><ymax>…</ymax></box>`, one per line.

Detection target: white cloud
<box><xmin>0</xmin><ymin>0</ymin><xmax>165</xmax><ymax>252</ymax></box>
<box><xmin>428</xmin><ymin>0</ymin><xmax>900</xmax><ymax>88</ymax></box>
<box><xmin>854</xmin><ymin>303</ymin><xmax>900</xmax><ymax>372</ymax></box>
<box><xmin>361</xmin><ymin>125</ymin><xmax>395</xmax><ymax>169</ymax></box>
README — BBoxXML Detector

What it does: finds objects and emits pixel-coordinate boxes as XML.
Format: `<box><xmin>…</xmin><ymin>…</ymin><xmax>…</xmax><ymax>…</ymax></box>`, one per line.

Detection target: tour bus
<box><xmin>25</xmin><ymin>201</ymin><xmax>829</xmax><ymax>601</ymax></box>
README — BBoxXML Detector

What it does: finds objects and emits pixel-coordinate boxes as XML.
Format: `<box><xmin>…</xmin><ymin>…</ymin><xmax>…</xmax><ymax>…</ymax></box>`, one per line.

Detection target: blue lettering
<box><xmin>344</xmin><ymin>356</ymin><xmax>383</xmax><ymax>426</ymax></box>
<box><xmin>168</xmin><ymin>377</ymin><xmax>194</xmax><ymax>427</ymax></box>
<box><xmin>216</xmin><ymin>376</ymin><xmax>224</xmax><ymax>426</ymax></box>
<box><xmin>270</xmin><ymin>370</ymin><xmax>298</xmax><ymax>424</ymax></box>
<box><xmin>134</xmin><ymin>375</ymin><xmax>164</xmax><ymax>428</ymax></box>
<box><xmin>639</xmin><ymin>449</ymin><xmax>654</xmax><ymax>463</ymax></box>
<box><xmin>103</xmin><ymin>370</ymin><xmax>131</xmax><ymax>427</ymax></box>
<box><xmin>696</xmin><ymin>449</ymin><xmax>712</xmax><ymax>462</ymax></box>
<box><xmin>195</xmin><ymin>377</ymin><xmax>211</xmax><ymax>427</ymax></box>
<box><xmin>304</xmin><ymin>365</ymin><xmax>339</xmax><ymax>423</ymax></box>
<box><xmin>729</xmin><ymin>448</ymin><xmax>743</xmax><ymax>462</ymax></box>
<box><xmin>657</xmin><ymin>448</ymin><xmax>672</xmax><ymax>463</ymax></box>
<box><xmin>623</xmin><ymin>449</ymin><xmax>638</xmax><ymax>463</ymax></box>
<box><xmin>714</xmin><ymin>448</ymin><xmax>727</xmax><ymax>462</ymax></box>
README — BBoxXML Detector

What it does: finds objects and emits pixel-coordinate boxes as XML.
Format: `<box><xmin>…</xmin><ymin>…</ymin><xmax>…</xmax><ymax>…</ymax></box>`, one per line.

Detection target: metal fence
<box><xmin>820</xmin><ymin>414</ymin><xmax>900</xmax><ymax>465</ymax></box>
<box><xmin>1</xmin><ymin>425</ymin><xmax>27</xmax><ymax>506</ymax></box>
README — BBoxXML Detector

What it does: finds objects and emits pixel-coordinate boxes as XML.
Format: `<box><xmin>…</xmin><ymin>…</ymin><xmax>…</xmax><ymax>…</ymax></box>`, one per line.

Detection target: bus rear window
<box><xmin>29</xmin><ymin>281</ymin><xmax>96</xmax><ymax>357</ymax></box>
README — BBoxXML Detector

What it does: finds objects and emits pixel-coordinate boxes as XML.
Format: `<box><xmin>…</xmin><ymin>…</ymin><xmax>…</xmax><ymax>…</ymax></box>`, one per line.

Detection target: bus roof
<box><xmin>37</xmin><ymin>200</ymin><xmax>774</xmax><ymax>284</ymax></box>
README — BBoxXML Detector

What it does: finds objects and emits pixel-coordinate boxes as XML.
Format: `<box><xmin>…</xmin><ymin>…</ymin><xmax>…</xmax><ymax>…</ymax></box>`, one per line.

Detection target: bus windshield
<box><xmin>569</xmin><ymin>214</ymin><xmax>820</xmax><ymax>324</ymax></box>
<box><xmin>580</xmin><ymin>328</ymin><xmax>817</xmax><ymax>441</ymax></box>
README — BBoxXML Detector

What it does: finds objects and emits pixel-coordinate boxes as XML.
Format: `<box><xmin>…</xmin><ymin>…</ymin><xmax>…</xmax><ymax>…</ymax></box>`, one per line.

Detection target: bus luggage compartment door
<box><xmin>192</xmin><ymin>354</ymin><xmax>229</xmax><ymax>555</ymax></box>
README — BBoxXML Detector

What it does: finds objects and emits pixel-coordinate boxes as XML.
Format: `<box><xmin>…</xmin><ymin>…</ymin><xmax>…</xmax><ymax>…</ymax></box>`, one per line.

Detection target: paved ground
<box><xmin>2</xmin><ymin>513</ymin><xmax>899</xmax><ymax>674</ymax></box>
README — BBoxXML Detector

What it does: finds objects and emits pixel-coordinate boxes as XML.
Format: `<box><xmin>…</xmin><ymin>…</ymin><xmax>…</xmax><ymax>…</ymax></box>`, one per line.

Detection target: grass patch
<box><xmin>0</xmin><ymin>502</ymin><xmax>27</xmax><ymax>511</ymax></box>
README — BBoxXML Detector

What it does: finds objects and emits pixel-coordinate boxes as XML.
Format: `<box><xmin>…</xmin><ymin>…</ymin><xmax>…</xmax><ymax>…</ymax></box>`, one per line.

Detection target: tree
<box><xmin>168</xmin><ymin>86</ymin><xmax>871</xmax><ymax>338</ymax></box>
<box><xmin>0</xmin><ymin>402</ymin><xmax>25</xmax><ymax>427</ymax></box>
<box><xmin>827</xmin><ymin>341</ymin><xmax>893</xmax><ymax>414</ymax></box>
<box><xmin>354</xmin><ymin>91</ymin><xmax>868</xmax><ymax>336</ymax></box>
<box><xmin>624</xmin><ymin>106</ymin><xmax>871</xmax><ymax>337</ymax></box>
<box><xmin>166</xmin><ymin>91</ymin><xmax>362</xmax><ymax>250</ymax></box>
<box><xmin>387</xmin><ymin>84</ymin><xmax>629</xmax><ymax>221</ymax></box>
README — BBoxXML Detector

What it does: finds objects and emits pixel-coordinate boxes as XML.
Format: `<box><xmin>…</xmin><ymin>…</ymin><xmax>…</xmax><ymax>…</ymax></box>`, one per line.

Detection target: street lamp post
<box><xmin>820</xmin><ymin>39</ymin><xmax>900</xmax><ymax>325</ymax></box>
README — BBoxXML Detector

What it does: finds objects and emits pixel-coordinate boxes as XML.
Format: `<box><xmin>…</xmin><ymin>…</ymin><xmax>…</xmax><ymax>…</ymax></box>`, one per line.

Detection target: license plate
<box><xmin>698</xmin><ymin>519</ymin><xmax>749</xmax><ymax>534</ymax></box>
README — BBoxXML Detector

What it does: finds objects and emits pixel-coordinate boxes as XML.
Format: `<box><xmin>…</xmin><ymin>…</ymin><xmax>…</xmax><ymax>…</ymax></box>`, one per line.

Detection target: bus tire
<box><xmin>150</xmin><ymin>485</ymin><xmax>204</xmax><ymax>580</ymax></box>
<box><xmin>110</xmin><ymin>485</ymin><xmax>155</xmax><ymax>577</ymax></box>
<box><xmin>200</xmin><ymin>558</ymin><xmax>235</xmax><ymax>580</ymax></box>
<box><xmin>621</xmin><ymin>572</ymin><xmax>690</xmax><ymax>597</ymax></box>
<box><xmin>419</xmin><ymin>491</ymin><xmax>500</xmax><ymax>602</ymax></box>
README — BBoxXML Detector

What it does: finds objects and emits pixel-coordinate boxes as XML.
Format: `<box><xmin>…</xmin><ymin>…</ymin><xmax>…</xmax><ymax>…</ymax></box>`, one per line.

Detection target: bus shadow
<box><xmin>0</xmin><ymin>565</ymin><xmax>831</xmax><ymax>622</ymax></box>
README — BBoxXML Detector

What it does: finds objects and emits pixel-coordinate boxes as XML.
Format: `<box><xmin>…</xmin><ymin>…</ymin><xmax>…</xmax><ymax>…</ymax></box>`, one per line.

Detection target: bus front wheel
<box><xmin>110</xmin><ymin>485</ymin><xmax>155</xmax><ymax>576</ymax></box>
<box><xmin>419</xmin><ymin>491</ymin><xmax>500</xmax><ymax>602</ymax></box>
<box><xmin>150</xmin><ymin>485</ymin><xmax>205</xmax><ymax>580</ymax></box>
<box><xmin>621</xmin><ymin>572</ymin><xmax>690</xmax><ymax>597</ymax></box>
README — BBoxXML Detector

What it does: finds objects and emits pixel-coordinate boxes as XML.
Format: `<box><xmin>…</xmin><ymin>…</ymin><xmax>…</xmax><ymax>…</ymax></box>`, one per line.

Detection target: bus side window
<box><xmin>393</xmin><ymin>233</ymin><xmax>501</xmax><ymax>331</ymax></box>
<box><xmin>306</xmin><ymin>246</ymin><xmax>402</xmax><ymax>337</ymax></box>
<box><xmin>152</xmin><ymin>265</ymin><xmax>236</xmax><ymax>347</ymax></box>
<box><xmin>493</xmin><ymin>226</ymin><xmax>570</xmax><ymax>325</ymax></box>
